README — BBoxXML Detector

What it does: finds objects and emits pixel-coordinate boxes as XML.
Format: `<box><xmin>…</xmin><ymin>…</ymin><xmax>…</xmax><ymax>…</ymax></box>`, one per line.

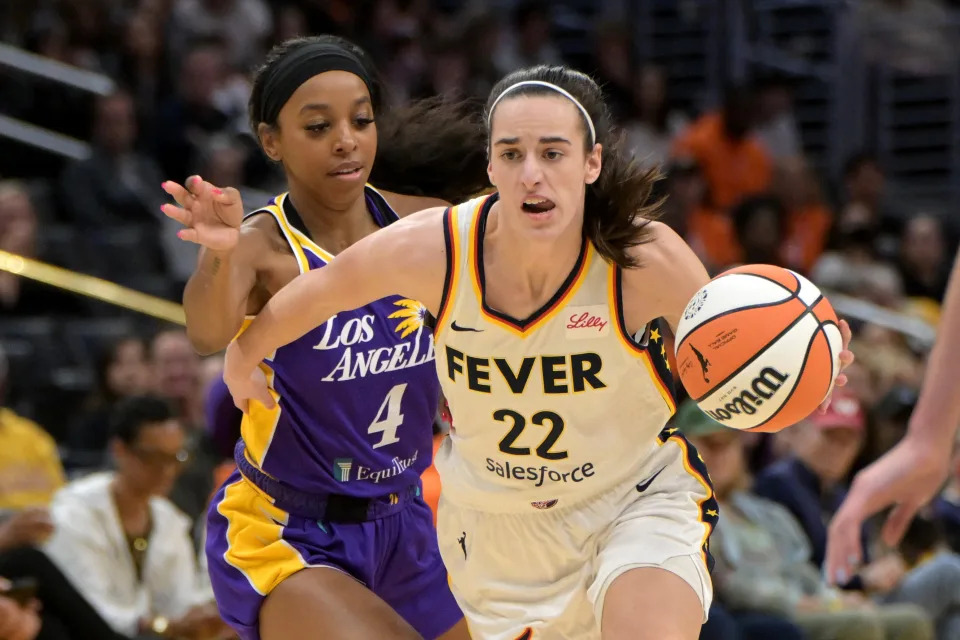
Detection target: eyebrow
<box><xmin>299</xmin><ymin>96</ymin><xmax>371</xmax><ymax>114</ymax></box>
<box><xmin>493</xmin><ymin>136</ymin><xmax>573</xmax><ymax>146</ymax></box>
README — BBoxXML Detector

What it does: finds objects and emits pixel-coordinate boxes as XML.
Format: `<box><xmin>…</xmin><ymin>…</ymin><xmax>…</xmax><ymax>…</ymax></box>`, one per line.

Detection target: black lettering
<box><xmin>466</xmin><ymin>356</ymin><xmax>491</xmax><ymax>392</ymax></box>
<box><xmin>753</xmin><ymin>367</ymin><xmax>789</xmax><ymax>399</ymax></box>
<box><xmin>486</xmin><ymin>458</ymin><xmax>495</xmax><ymax>472</ymax></box>
<box><xmin>571</xmin><ymin>467</ymin><xmax>583</xmax><ymax>482</ymax></box>
<box><xmin>562</xmin><ymin>472</ymin><xmax>571</xmax><ymax>482</ymax></box>
<box><xmin>495</xmin><ymin>409</ymin><xmax>530</xmax><ymax>456</ymax></box>
<box><xmin>541</xmin><ymin>356</ymin><xmax>568</xmax><ymax>394</ymax></box>
<box><xmin>570</xmin><ymin>353</ymin><xmax>606</xmax><ymax>392</ymax></box>
<box><xmin>494</xmin><ymin>357</ymin><xmax>536</xmax><ymax>393</ymax></box>
<box><xmin>446</xmin><ymin>346</ymin><xmax>464</xmax><ymax>382</ymax></box>
<box><xmin>581</xmin><ymin>463</ymin><xmax>595</xmax><ymax>478</ymax></box>
<box><xmin>512</xmin><ymin>466</ymin><xmax>526</xmax><ymax>480</ymax></box>
<box><xmin>548</xmin><ymin>470</ymin><xmax>562</xmax><ymax>482</ymax></box>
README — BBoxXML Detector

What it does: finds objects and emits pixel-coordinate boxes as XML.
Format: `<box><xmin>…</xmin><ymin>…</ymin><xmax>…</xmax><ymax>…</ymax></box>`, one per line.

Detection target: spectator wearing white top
<box><xmin>42</xmin><ymin>396</ymin><xmax>227</xmax><ymax>639</ymax></box>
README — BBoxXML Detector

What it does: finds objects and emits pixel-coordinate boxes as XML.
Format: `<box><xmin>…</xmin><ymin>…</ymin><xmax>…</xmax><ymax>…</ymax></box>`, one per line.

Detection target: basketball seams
<box><xmin>744</xmin><ymin>323</ymin><xmax>822</xmax><ymax>432</ymax></box>
<box><xmin>676</xmin><ymin>295</ymin><xmax>800</xmax><ymax>354</ymax></box>
<box><xmin>719</xmin><ymin>269</ymin><xmax>799</xmax><ymax>295</ymax></box>
<box><xmin>675</xmin><ymin>273</ymin><xmax>799</xmax><ymax>348</ymax></box>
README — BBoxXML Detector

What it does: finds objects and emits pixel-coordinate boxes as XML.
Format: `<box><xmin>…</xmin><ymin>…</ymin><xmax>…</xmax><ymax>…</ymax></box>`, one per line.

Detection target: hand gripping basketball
<box><xmin>161</xmin><ymin>175</ymin><xmax>243</xmax><ymax>251</ymax></box>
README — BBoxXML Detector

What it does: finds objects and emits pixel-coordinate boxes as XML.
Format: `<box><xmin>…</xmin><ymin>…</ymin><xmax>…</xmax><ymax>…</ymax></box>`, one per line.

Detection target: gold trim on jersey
<box><xmin>217</xmin><ymin>477</ymin><xmax>306</xmax><ymax>595</ymax></box>
<box><xmin>434</xmin><ymin>205</ymin><xmax>462</xmax><ymax>340</ymax></box>
<box><xmin>655</xmin><ymin>428</ymin><xmax>718</xmax><ymax>578</ymax></box>
<box><xmin>607</xmin><ymin>265</ymin><xmax>677</xmax><ymax>415</ymax></box>
<box><xmin>466</xmin><ymin>197</ymin><xmax>593</xmax><ymax>337</ymax></box>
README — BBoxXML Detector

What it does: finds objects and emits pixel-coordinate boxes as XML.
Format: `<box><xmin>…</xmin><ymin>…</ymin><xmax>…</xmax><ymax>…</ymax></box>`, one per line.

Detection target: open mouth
<box><xmin>521</xmin><ymin>197</ymin><xmax>556</xmax><ymax>214</ymax></box>
<box><xmin>328</xmin><ymin>164</ymin><xmax>363</xmax><ymax>179</ymax></box>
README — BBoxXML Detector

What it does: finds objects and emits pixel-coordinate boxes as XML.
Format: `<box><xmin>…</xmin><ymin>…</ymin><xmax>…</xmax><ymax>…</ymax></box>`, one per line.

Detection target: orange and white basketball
<box><xmin>674</xmin><ymin>264</ymin><xmax>842</xmax><ymax>433</ymax></box>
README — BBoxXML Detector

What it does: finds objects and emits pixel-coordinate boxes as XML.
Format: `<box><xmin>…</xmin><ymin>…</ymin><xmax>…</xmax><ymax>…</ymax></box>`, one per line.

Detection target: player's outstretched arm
<box><xmin>223</xmin><ymin>207</ymin><xmax>448</xmax><ymax>413</ymax></box>
<box><xmin>827</xmin><ymin>248</ymin><xmax>960</xmax><ymax>584</ymax></box>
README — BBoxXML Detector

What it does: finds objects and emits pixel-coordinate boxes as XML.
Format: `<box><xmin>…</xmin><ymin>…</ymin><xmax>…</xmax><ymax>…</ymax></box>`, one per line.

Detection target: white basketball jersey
<box><xmin>433</xmin><ymin>194</ymin><xmax>678</xmax><ymax>513</ymax></box>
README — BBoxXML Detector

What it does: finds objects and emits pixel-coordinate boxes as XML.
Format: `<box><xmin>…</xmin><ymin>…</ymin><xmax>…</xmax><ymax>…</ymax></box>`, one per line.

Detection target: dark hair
<box><xmin>485</xmin><ymin>65</ymin><xmax>661</xmax><ymax>268</ymax></box>
<box><xmin>92</xmin><ymin>335</ymin><xmax>147</xmax><ymax>407</ymax></box>
<box><xmin>843</xmin><ymin>151</ymin><xmax>881</xmax><ymax>180</ymax></box>
<box><xmin>731</xmin><ymin>195</ymin><xmax>786</xmax><ymax>242</ymax></box>
<box><xmin>250</xmin><ymin>36</ymin><xmax>489</xmax><ymax>204</ymax></box>
<box><xmin>110</xmin><ymin>395</ymin><xmax>178</xmax><ymax>445</ymax></box>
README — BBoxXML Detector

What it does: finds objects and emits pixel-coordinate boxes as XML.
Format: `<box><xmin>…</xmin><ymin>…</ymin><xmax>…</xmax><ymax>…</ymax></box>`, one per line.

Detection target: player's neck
<box><xmin>487</xmin><ymin>209</ymin><xmax>583</xmax><ymax>297</ymax></box>
<box><xmin>285</xmin><ymin>182</ymin><xmax>378</xmax><ymax>255</ymax></box>
<box><xmin>110</xmin><ymin>476</ymin><xmax>150</xmax><ymax>520</ymax></box>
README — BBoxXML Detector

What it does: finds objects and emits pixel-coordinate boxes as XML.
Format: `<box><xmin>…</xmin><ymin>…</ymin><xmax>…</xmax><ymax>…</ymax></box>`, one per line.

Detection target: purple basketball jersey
<box><xmin>241</xmin><ymin>187</ymin><xmax>439</xmax><ymax>497</ymax></box>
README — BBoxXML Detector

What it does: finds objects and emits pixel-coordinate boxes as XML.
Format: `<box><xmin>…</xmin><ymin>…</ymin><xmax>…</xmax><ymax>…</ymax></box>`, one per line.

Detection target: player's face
<box><xmin>261</xmin><ymin>70</ymin><xmax>377</xmax><ymax>204</ymax></box>
<box><xmin>487</xmin><ymin>95</ymin><xmax>601</xmax><ymax>239</ymax></box>
<box><xmin>115</xmin><ymin>420</ymin><xmax>188</xmax><ymax>497</ymax></box>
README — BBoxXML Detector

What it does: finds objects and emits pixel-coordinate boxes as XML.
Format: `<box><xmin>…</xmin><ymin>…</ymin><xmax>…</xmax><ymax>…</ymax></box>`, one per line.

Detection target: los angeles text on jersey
<box><xmin>313</xmin><ymin>312</ymin><xmax>434</xmax><ymax>382</ymax></box>
<box><xmin>444</xmin><ymin>346</ymin><xmax>607</xmax><ymax>393</ymax></box>
<box><xmin>485</xmin><ymin>458</ymin><xmax>596</xmax><ymax>487</ymax></box>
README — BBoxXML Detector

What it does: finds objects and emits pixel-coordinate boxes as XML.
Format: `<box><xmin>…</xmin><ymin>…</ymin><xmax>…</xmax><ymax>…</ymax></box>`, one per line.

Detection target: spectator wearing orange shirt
<box><xmin>672</xmin><ymin>84</ymin><xmax>773</xmax><ymax>211</ymax></box>
<box><xmin>774</xmin><ymin>156</ymin><xmax>834</xmax><ymax>274</ymax></box>
<box><xmin>660</xmin><ymin>159</ymin><xmax>741</xmax><ymax>273</ymax></box>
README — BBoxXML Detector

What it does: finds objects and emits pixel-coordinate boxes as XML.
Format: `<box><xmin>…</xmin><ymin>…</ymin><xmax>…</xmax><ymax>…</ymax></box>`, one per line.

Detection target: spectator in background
<box><xmin>58</xmin><ymin>90</ymin><xmax>166</xmax><ymax>229</ymax></box>
<box><xmin>731</xmin><ymin>196</ymin><xmax>786</xmax><ymax>267</ymax></box>
<box><xmin>150</xmin><ymin>330</ymin><xmax>218</xmax><ymax>528</ymax></box>
<box><xmin>812</xmin><ymin>225</ymin><xmax>904</xmax><ymax>306</ymax></box>
<box><xmin>67</xmin><ymin>336</ymin><xmax>153</xmax><ymax>470</ymax></box>
<box><xmin>0</xmin><ymin>343</ymin><xmax>64</xmax><ymax>514</ymax></box>
<box><xmin>623</xmin><ymin>64</ymin><xmax>689</xmax><ymax>170</ymax></box>
<box><xmin>659</xmin><ymin>159</ymin><xmax>740</xmax><ymax>274</ymax></box>
<box><xmin>755</xmin><ymin>391</ymin><xmax>874</xmax><ymax>571</ymax></box>
<box><xmin>589</xmin><ymin>21</ymin><xmax>633</xmax><ymax>120</ymax></box>
<box><xmin>43</xmin><ymin>396</ymin><xmax>224</xmax><ymax>639</ymax></box>
<box><xmin>774</xmin><ymin>156</ymin><xmax>834</xmax><ymax>275</ymax></box>
<box><xmin>898</xmin><ymin>215</ymin><xmax>952</xmax><ymax>303</ymax></box>
<box><xmin>167</xmin><ymin>0</ymin><xmax>272</xmax><ymax>73</ymax></box>
<box><xmin>838</xmin><ymin>152</ymin><xmax>903</xmax><ymax>260</ymax></box>
<box><xmin>679</xmin><ymin>401</ymin><xmax>934</xmax><ymax>640</ymax></box>
<box><xmin>0</xmin><ymin>182</ymin><xmax>81</xmax><ymax>317</ymax></box>
<box><xmin>493</xmin><ymin>1</ymin><xmax>562</xmax><ymax>78</ymax></box>
<box><xmin>673</xmin><ymin>84</ymin><xmax>772</xmax><ymax>211</ymax></box>
<box><xmin>754</xmin><ymin>75</ymin><xmax>803</xmax><ymax>162</ymax></box>
<box><xmin>150</xmin><ymin>330</ymin><xmax>202</xmax><ymax>429</ymax></box>
<box><xmin>154</xmin><ymin>40</ymin><xmax>232</xmax><ymax>181</ymax></box>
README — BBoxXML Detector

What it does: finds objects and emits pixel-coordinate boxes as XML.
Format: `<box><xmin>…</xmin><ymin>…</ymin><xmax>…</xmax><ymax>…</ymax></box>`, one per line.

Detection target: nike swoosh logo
<box><xmin>451</xmin><ymin>321</ymin><xmax>483</xmax><ymax>332</ymax></box>
<box><xmin>636</xmin><ymin>466</ymin><xmax>666</xmax><ymax>493</ymax></box>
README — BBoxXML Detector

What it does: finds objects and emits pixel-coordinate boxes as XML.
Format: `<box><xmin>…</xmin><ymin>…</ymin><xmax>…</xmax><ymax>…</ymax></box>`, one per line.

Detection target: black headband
<box><xmin>259</xmin><ymin>43</ymin><xmax>373</xmax><ymax>125</ymax></box>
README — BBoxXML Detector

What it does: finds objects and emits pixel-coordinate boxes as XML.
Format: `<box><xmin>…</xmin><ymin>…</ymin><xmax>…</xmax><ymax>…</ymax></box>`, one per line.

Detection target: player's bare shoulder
<box><xmin>239</xmin><ymin>209</ymin><xmax>300</xmax><ymax>310</ymax></box>
<box><xmin>621</xmin><ymin>220</ymin><xmax>710</xmax><ymax>332</ymax></box>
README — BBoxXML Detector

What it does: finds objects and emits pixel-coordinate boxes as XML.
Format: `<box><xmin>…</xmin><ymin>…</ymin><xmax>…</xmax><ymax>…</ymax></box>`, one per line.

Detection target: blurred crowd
<box><xmin>1</xmin><ymin>0</ymin><xmax>959</xmax><ymax>639</ymax></box>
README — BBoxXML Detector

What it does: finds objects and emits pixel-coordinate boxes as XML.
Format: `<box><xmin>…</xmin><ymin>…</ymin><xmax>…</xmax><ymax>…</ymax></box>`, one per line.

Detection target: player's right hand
<box><xmin>825</xmin><ymin>431</ymin><xmax>950</xmax><ymax>585</ymax></box>
<box><xmin>0</xmin><ymin>594</ymin><xmax>41</xmax><ymax>640</ymax></box>
<box><xmin>161</xmin><ymin>175</ymin><xmax>244</xmax><ymax>251</ymax></box>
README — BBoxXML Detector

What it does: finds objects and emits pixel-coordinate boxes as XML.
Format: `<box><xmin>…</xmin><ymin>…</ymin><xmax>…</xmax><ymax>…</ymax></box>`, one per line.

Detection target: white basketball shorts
<box><xmin>436</xmin><ymin>429</ymin><xmax>717</xmax><ymax>640</ymax></box>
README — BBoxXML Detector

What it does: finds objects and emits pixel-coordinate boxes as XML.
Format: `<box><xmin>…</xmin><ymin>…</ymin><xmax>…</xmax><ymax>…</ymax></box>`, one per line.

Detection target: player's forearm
<box><xmin>183</xmin><ymin>248</ymin><xmax>249</xmax><ymax>355</ymax></box>
<box><xmin>908</xmin><ymin>250</ymin><xmax>960</xmax><ymax>445</ymax></box>
<box><xmin>235</xmin><ymin>268</ymin><xmax>339</xmax><ymax>365</ymax></box>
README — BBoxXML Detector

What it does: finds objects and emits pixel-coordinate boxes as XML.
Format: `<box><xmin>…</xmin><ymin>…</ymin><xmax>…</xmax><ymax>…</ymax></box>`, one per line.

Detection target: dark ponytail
<box><xmin>250</xmin><ymin>36</ymin><xmax>489</xmax><ymax>205</ymax></box>
<box><xmin>369</xmin><ymin>96</ymin><xmax>490</xmax><ymax>204</ymax></box>
<box><xmin>485</xmin><ymin>65</ymin><xmax>662</xmax><ymax>268</ymax></box>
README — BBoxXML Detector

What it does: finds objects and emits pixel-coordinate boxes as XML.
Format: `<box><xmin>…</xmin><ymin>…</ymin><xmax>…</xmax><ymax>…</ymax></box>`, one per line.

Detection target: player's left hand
<box><xmin>818</xmin><ymin>319</ymin><xmax>855</xmax><ymax>413</ymax></box>
<box><xmin>223</xmin><ymin>340</ymin><xmax>276</xmax><ymax>415</ymax></box>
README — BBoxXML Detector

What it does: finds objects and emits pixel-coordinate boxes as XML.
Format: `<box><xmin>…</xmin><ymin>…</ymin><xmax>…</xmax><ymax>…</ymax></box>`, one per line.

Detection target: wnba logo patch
<box><xmin>530</xmin><ymin>499</ymin><xmax>558</xmax><ymax>510</ymax></box>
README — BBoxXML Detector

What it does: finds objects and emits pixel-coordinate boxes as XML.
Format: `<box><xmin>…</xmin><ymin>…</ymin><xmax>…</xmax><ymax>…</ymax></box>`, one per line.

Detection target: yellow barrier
<box><xmin>0</xmin><ymin>249</ymin><xmax>186</xmax><ymax>326</ymax></box>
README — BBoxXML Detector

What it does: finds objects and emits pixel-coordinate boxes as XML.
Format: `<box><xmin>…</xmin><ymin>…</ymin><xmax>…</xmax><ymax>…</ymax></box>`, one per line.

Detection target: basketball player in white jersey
<box><xmin>218</xmin><ymin>65</ymin><xmax>854</xmax><ymax>639</ymax></box>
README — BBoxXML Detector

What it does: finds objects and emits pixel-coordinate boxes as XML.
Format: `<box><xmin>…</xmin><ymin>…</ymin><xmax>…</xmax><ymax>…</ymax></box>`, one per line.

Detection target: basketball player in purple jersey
<box><xmin>161</xmin><ymin>36</ymin><xmax>486</xmax><ymax>640</ymax></box>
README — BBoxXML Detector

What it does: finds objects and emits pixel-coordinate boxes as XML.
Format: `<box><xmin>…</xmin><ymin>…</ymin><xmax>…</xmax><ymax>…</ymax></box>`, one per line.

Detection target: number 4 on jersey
<box><xmin>369</xmin><ymin>383</ymin><xmax>407</xmax><ymax>449</ymax></box>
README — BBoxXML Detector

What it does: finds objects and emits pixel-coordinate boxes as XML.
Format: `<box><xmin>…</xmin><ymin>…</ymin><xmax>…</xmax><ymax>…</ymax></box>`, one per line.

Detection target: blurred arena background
<box><xmin>1</xmin><ymin>1</ymin><xmax>959</xmax><ymax>639</ymax></box>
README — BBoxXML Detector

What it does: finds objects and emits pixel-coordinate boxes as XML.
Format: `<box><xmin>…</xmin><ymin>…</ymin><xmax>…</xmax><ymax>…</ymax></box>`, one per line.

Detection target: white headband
<box><xmin>487</xmin><ymin>80</ymin><xmax>597</xmax><ymax>146</ymax></box>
